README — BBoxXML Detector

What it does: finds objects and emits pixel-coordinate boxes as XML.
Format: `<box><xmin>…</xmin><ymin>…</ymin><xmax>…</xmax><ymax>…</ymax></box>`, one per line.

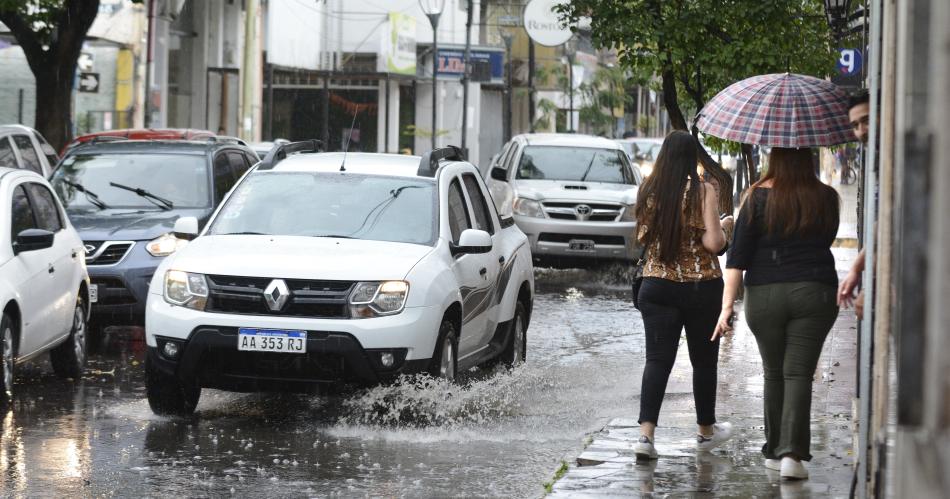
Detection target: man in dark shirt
<box><xmin>838</xmin><ymin>90</ymin><xmax>871</xmax><ymax>318</ymax></box>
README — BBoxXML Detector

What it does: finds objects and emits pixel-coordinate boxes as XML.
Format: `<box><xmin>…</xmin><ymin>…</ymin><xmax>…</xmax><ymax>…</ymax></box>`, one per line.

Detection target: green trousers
<box><xmin>744</xmin><ymin>281</ymin><xmax>839</xmax><ymax>461</ymax></box>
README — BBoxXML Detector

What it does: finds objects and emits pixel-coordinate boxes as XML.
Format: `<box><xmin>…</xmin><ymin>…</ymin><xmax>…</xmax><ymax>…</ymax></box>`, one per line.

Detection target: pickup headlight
<box><xmin>147</xmin><ymin>233</ymin><xmax>189</xmax><ymax>257</ymax></box>
<box><xmin>512</xmin><ymin>197</ymin><xmax>544</xmax><ymax>218</ymax></box>
<box><xmin>620</xmin><ymin>204</ymin><xmax>637</xmax><ymax>222</ymax></box>
<box><xmin>164</xmin><ymin>270</ymin><xmax>209</xmax><ymax>310</ymax></box>
<box><xmin>348</xmin><ymin>281</ymin><xmax>409</xmax><ymax>318</ymax></box>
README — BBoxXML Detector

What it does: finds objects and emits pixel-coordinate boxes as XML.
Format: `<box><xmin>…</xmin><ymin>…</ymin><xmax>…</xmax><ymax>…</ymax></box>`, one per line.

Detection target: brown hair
<box><xmin>635</xmin><ymin>130</ymin><xmax>702</xmax><ymax>265</ymax></box>
<box><xmin>749</xmin><ymin>147</ymin><xmax>840</xmax><ymax>237</ymax></box>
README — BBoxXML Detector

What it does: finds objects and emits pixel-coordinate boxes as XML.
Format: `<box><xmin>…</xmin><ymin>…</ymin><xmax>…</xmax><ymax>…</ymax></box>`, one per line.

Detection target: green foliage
<box><xmin>557</xmin><ymin>0</ymin><xmax>836</xmax><ymax>129</ymax></box>
<box><xmin>0</xmin><ymin>0</ymin><xmax>142</xmax><ymax>47</ymax></box>
<box><xmin>542</xmin><ymin>460</ymin><xmax>570</xmax><ymax>494</ymax></box>
<box><xmin>578</xmin><ymin>64</ymin><xmax>633</xmax><ymax>136</ymax></box>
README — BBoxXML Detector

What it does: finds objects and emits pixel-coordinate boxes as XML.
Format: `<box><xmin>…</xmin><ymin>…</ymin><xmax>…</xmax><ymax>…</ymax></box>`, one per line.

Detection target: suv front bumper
<box><xmin>145</xmin><ymin>296</ymin><xmax>441</xmax><ymax>388</ymax></box>
<box><xmin>513</xmin><ymin>215</ymin><xmax>639</xmax><ymax>261</ymax></box>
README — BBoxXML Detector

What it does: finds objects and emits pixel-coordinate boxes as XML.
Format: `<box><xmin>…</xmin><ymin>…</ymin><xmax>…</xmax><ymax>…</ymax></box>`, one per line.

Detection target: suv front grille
<box><xmin>538</xmin><ymin>233</ymin><xmax>626</xmax><ymax>246</ymax></box>
<box><xmin>540</xmin><ymin>201</ymin><xmax>624</xmax><ymax>222</ymax></box>
<box><xmin>85</xmin><ymin>241</ymin><xmax>134</xmax><ymax>265</ymax></box>
<box><xmin>205</xmin><ymin>275</ymin><xmax>354</xmax><ymax>318</ymax></box>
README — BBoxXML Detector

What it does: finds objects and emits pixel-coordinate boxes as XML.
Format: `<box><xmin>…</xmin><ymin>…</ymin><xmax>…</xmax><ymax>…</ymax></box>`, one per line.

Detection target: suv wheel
<box><xmin>1</xmin><ymin>314</ymin><xmax>14</xmax><ymax>402</ymax></box>
<box><xmin>50</xmin><ymin>296</ymin><xmax>87</xmax><ymax>379</ymax></box>
<box><xmin>429</xmin><ymin>320</ymin><xmax>457</xmax><ymax>382</ymax></box>
<box><xmin>145</xmin><ymin>355</ymin><xmax>201</xmax><ymax>416</ymax></box>
<box><xmin>501</xmin><ymin>301</ymin><xmax>527</xmax><ymax>367</ymax></box>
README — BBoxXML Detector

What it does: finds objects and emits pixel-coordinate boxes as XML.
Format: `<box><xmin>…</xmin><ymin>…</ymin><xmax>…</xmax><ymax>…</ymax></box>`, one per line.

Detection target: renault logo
<box><xmin>263</xmin><ymin>279</ymin><xmax>290</xmax><ymax>312</ymax></box>
<box><xmin>83</xmin><ymin>243</ymin><xmax>97</xmax><ymax>255</ymax></box>
<box><xmin>575</xmin><ymin>204</ymin><xmax>592</xmax><ymax>216</ymax></box>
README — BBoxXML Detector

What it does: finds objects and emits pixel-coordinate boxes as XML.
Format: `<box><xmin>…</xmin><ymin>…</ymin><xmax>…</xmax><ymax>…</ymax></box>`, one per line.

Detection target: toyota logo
<box><xmin>575</xmin><ymin>204</ymin><xmax>592</xmax><ymax>216</ymax></box>
<box><xmin>263</xmin><ymin>279</ymin><xmax>290</xmax><ymax>312</ymax></box>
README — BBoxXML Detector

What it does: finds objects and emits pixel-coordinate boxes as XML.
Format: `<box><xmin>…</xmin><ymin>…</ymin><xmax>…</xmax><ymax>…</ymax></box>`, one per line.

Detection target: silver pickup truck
<box><xmin>486</xmin><ymin>133</ymin><xmax>643</xmax><ymax>265</ymax></box>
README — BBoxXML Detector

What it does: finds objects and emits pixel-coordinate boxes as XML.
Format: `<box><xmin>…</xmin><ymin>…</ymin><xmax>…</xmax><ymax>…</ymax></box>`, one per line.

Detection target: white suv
<box><xmin>0</xmin><ymin>168</ymin><xmax>91</xmax><ymax>400</ymax></box>
<box><xmin>144</xmin><ymin>144</ymin><xmax>534</xmax><ymax>415</ymax></box>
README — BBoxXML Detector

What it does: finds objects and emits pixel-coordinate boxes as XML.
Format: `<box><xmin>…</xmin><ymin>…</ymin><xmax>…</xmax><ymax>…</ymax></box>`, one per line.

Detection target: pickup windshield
<box><xmin>515</xmin><ymin>146</ymin><xmax>637</xmax><ymax>185</ymax></box>
<box><xmin>51</xmin><ymin>153</ymin><xmax>210</xmax><ymax>209</ymax></box>
<box><xmin>209</xmin><ymin>172</ymin><xmax>438</xmax><ymax>246</ymax></box>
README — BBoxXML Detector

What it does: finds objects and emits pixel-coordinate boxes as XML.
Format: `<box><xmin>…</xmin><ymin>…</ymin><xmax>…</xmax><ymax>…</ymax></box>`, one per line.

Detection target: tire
<box><xmin>0</xmin><ymin>313</ymin><xmax>15</xmax><ymax>402</ymax></box>
<box><xmin>145</xmin><ymin>355</ymin><xmax>201</xmax><ymax>416</ymax></box>
<box><xmin>428</xmin><ymin>320</ymin><xmax>457</xmax><ymax>382</ymax></box>
<box><xmin>50</xmin><ymin>296</ymin><xmax>88</xmax><ymax>379</ymax></box>
<box><xmin>501</xmin><ymin>301</ymin><xmax>527</xmax><ymax>367</ymax></box>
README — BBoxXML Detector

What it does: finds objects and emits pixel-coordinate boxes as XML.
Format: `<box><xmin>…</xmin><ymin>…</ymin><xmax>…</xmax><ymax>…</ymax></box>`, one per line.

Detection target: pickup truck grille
<box><xmin>540</xmin><ymin>201</ymin><xmax>624</xmax><ymax>222</ymax></box>
<box><xmin>205</xmin><ymin>275</ymin><xmax>354</xmax><ymax>318</ymax></box>
<box><xmin>85</xmin><ymin>241</ymin><xmax>134</xmax><ymax>266</ymax></box>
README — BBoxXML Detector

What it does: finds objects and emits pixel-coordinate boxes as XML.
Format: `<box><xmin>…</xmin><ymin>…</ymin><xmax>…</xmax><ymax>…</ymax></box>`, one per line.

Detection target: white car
<box><xmin>144</xmin><ymin>144</ymin><xmax>535</xmax><ymax>415</ymax></box>
<box><xmin>0</xmin><ymin>168</ymin><xmax>91</xmax><ymax>400</ymax></box>
<box><xmin>0</xmin><ymin>125</ymin><xmax>60</xmax><ymax>178</ymax></box>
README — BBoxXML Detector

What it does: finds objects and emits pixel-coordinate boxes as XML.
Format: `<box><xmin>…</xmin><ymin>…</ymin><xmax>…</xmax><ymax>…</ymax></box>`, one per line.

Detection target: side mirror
<box><xmin>173</xmin><ymin>216</ymin><xmax>199</xmax><ymax>240</ymax></box>
<box><xmin>13</xmin><ymin>228</ymin><xmax>54</xmax><ymax>255</ymax></box>
<box><xmin>451</xmin><ymin>229</ymin><xmax>492</xmax><ymax>256</ymax></box>
<box><xmin>490</xmin><ymin>167</ymin><xmax>508</xmax><ymax>182</ymax></box>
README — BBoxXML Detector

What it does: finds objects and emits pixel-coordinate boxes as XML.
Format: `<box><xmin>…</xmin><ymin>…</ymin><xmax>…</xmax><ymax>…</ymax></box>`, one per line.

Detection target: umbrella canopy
<box><xmin>696</xmin><ymin>73</ymin><xmax>854</xmax><ymax>148</ymax></box>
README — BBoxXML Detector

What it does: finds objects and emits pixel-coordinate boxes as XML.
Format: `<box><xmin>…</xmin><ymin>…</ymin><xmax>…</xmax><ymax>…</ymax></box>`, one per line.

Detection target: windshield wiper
<box><xmin>218</xmin><ymin>231</ymin><xmax>270</xmax><ymax>236</ymax></box>
<box><xmin>579</xmin><ymin>153</ymin><xmax>598</xmax><ymax>182</ymax></box>
<box><xmin>61</xmin><ymin>179</ymin><xmax>108</xmax><ymax>209</ymax></box>
<box><xmin>109</xmin><ymin>181</ymin><xmax>174</xmax><ymax>210</ymax></box>
<box><xmin>312</xmin><ymin>234</ymin><xmax>356</xmax><ymax>239</ymax></box>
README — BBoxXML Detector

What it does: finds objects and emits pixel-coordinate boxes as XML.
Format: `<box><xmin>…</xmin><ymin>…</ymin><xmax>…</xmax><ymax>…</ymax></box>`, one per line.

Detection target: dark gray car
<box><xmin>49</xmin><ymin>139</ymin><xmax>259</xmax><ymax>331</ymax></box>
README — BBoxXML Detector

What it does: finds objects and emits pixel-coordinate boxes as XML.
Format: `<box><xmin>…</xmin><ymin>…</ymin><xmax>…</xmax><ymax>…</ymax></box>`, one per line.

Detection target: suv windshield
<box><xmin>516</xmin><ymin>146</ymin><xmax>636</xmax><ymax>184</ymax></box>
<box><xmin>209</xmin><ymin>173</ymin><xmax>437</xmax><ymax>245</ymax></box>
<box><xmin>51</xmin><ymin>153</ymin><xmax>210</xmax><ymax>209</ymax></box>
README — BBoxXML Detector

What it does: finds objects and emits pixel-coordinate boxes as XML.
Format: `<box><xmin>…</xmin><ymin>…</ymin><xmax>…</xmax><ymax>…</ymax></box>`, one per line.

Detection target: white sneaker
<box><xmin>696</xmin><ymin>422</ymin><xmax>733</xmax><ymax>452</ymax></box>
<box><xmin>780</xmin><ymin>457</ymin><xmax>809</xmax><ymax>480</ymax></box>
<box><xmin>633</xmin><ymin>436</ymin><xmax>658</xmax><ymax>460</ymax></box>
<box><xmin>765</xmin><ymin>458</ymin><xmax>782</xmax><ymax>471</ymax></box>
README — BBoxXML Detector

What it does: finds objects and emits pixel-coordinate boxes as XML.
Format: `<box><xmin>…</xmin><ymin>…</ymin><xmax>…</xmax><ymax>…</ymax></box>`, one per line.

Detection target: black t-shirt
<box><xmin>726</xmin><ymin>188</ymin><xmax>838</xmax><ymax>287</ymax></box>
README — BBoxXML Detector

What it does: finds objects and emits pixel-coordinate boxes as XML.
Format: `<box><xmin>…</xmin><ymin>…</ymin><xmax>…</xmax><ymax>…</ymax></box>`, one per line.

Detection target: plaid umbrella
<box><xmin>696</xmin><ymin>73</ymin><xmax>854</xmax><ymax>148</ymax></box>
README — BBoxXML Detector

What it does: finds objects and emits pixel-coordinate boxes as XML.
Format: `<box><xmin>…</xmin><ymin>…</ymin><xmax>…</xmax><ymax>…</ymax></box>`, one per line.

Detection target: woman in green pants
<box><xmin>712</xmin><ymin>147</ymin><xmax>840</xmax><ymax>480</ymax></box>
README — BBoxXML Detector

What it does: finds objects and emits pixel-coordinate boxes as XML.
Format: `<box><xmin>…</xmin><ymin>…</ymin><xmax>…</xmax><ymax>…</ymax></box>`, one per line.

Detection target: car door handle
<box><xmin>479</xmin><ymin>267</ymin><xmax>488</xmax><ymax>277</ymax></box>
<box><xmin>71</xmin><ymin>250</ymin><xmax>78</xmax><ymax>259</ymax></box>
<box><xmin>48</xmin><ymin>265</ymin><xmax>55</xmax><ymax>274</ymax></box>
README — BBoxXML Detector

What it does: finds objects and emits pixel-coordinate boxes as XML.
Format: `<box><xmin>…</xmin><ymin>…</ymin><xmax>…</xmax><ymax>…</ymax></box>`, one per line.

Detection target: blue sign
<box><xmin>436</xmin><ymin>49</ymin><xmax>504</xmax><ymax>81</ymax></box>
<box><xmin>837</xmin><ymin>48</ymin><xmax>863</xmax><ymax>76</ymax></box>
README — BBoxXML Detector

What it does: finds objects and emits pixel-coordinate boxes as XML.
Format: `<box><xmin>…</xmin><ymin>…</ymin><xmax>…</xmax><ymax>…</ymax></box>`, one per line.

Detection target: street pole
<box><xmin>528</xmin><ymin>40</ymin><xmax>536</xmax><ymax>133</ymax></box>
<box><xmin>426</xmin><ymin>13</ymin><xmax>441</xmax><ymax>151</ymax></box>
<box><xmin>240</xmin><ymin>0</ymin><xmax>259</xmax><ymax>140</ymax></box>
<box><xmin>144</xmin><ymin>0</ymin><xmax>155</xmax><ymax>127</ymax></box>
<box><xmin>567</xmin><ymin>52</ymin><xmax>574</xmax><ymax>133</ymax></box>
<box><xmin>502</xmin><ymin>31</ymin><xmax>513</xmax><ymax>142</ymax></box>
<box><xmin>460</xmin><ymin>0</ymin><xmax>473</xmax><ymax>157</ymax></box>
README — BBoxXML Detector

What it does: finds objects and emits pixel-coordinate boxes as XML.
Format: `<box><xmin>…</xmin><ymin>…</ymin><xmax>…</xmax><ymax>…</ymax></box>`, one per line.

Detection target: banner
<box><xmin>378</xmin><ymin>12</ymin><xmax>417</xmax><ymax>75</ymax></box>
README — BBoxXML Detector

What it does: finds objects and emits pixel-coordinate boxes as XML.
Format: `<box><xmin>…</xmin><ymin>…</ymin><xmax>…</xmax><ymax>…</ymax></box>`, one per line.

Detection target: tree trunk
<box><xmin>34</xmin><ymin>64</ymin><xmax>77</xmax><ymax>152</ymax></box>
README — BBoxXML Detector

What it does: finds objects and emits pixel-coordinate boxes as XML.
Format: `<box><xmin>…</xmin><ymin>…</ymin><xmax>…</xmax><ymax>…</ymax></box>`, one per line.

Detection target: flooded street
<box><xmin>0</xmin><ymin>267</ymin><xmax>646</xmax><ymax>498</ymax></box>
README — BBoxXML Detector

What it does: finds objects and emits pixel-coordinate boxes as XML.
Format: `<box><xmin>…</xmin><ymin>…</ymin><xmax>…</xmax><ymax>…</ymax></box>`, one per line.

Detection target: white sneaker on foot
<box><xmin>633</xmin><ymin>436</ymin><xmax>658</xmax><ymax>460</ymax></box>
<box><xmin>696</xmin><ymin>422</ymin><xmax>733</xmax><ymax>452</ymax></box>
<box><xmin>765</xmin><ymin>458</ymin><xmax>782</xmax><ymax>471</ymax></box>
<box><xmin>780</xmin><ymin>457</ymin><xmax>809</xmax><ymax>480</ymax></box>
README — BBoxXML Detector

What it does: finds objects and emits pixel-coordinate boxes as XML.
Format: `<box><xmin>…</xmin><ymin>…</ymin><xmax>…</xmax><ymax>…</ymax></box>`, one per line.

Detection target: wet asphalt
<box><xmin>0</xmin><ymin>256</ymin><xmax>857</xmax><ymax>498</ymax></box>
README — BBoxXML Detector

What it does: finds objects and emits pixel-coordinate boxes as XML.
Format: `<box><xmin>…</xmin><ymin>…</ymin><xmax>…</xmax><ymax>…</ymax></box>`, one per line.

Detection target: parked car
<box><xmin>0</xmin><ymin>168</ymin><xmax>91</xmax><ymax>400</ymax></box>
<box><xmin>486</xmin><ymin>133</ymin><xmax>642</xmax><ymax>264</ymax></box>
<box><xmin>616</xmin><ymin>137</ymin><xmax>663</xmax><ymax>177</ymax></box>
<box><xmin>143</xmin><ymin>144</ymin><xmax>535</xmax><ymax>415</ymax></box>
<box><xmin>62</xmin><ymin>128</ymin><xmax>215</xmax><ymax>156</ymax></box>
<box><xmin>48</xmin><ymin>138</ymin><xmax>259</xmax><ymax>331</ymax></box>
<box><xmin>248</xmin><ymin>139</ymin><xmax>289</xmax><ymax>159</ymax></box>
<box><xmin>0</xmin><ymin>125</ymin><xmax>59</xmax><ymax>177</ymax></box>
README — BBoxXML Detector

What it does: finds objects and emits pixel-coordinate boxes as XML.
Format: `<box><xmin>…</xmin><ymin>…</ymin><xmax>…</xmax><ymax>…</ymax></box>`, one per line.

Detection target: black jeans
<box><xmin>637</xmin><ymin>277</ymin><xmax>724</xmax><ymax>426</ymax></box>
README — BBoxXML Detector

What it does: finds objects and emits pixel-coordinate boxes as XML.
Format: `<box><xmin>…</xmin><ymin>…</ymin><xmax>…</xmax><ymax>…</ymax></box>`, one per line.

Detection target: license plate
<box><xmin>237</xmin><ymin>328</ymin><xmax>306</xmax><ymax>353</ymax></box>
<box><xmin>89</xmin><ymin>284</ymin><xmax>98</xmax><ymax>303</ymax></box>
<box><xmin>568</xmin><ymin>239</ymin><xmax>596</xmax><ymax>252</ymax></box>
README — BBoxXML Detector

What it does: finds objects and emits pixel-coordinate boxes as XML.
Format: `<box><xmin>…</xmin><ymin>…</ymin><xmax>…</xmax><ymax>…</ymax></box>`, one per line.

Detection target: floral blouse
<box><xmin>636</xmin><ymin>189</ymin><xmax>722</xmax><ymax>282</ymax></box>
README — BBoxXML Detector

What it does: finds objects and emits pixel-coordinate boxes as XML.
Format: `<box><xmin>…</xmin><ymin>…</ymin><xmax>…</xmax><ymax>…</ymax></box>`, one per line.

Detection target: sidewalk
<box><xmin>548</xmin><ymin>249</ymin><xmax>860</xmax><ymax>498</ymax></box>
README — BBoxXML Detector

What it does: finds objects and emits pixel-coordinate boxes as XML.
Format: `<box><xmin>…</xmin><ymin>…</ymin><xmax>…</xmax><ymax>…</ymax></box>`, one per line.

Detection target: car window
<box><xmin>516</xmin><ymin>146</ymin><xmax>636</xmax><ymax>185</ymax></box>
<box><xmin>462</xmin><ymin>174</ymin><xmax>494</xmax><ymax>235</ymax></box>
<box><xmin>447</xmin><ymin>178</ymin><xmax>471</xmax><ymax>244</ymax></box>
<box><xmin>11</xmin><ymin>185</ymin><xmax>37</xmax><ymax>241</ymax></box>
<box><xmin>501</xmin><ymin>142</ymin><xmax>518</xmax><ymax>169</ymax></box>
<box><xmin>227</xmin><ymin>152</ymin><xmax>250</xmax><ymax>181</ymax></box>
<box><xmin>33</xmin><ymin>131</ymin><xmax>58</xmax><ymax>166</ymax></box>
<box><xmin>213</xmin><ymin>153</ymin><xmax>236</xmax><ymax>203</ymax></box>
<box><xmin>12</xmin><ymin>135</ymin><xmax>42</xmax><ymax>174</ymax></box>
<box><xmin>0</xmin><ymin>137</ymin><xmax>17</xmax><ymax>168</ymax></box>
<box><xmin>25</xmin><ymin>183</ymin><xmax>63</xmax><ymax>232</ymax></box>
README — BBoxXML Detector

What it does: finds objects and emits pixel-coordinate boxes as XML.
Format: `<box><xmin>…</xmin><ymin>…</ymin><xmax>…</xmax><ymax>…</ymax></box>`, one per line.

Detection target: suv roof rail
<box><xmin>417</xmin><ymin>145</ymin><xmax>465</xmax><ymax>177</ymax></box>
<box><xmin>207</xmin><ymin>135</ymin><xmax>248</xmax><ymax>146</ymax></box>
<box><xmin>258</xmin><ymin>139</ymin><xmax>324</xmax><ymax>170</ymax></box>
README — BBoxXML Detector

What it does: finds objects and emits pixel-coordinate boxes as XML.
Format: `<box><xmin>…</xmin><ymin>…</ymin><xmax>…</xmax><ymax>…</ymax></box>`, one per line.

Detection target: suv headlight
<box><xmin>620</xmin><ymin>204</ymin><xmax>637</xmax><ymax>222</ymax></box>
<box><xmin>164</xmin><ymin>270</ymin><xmax>209</xmax><ymax>310</ymax></box>
<box><xmin>348</xmin><ymin>281</ymin><xmax>409</xmax><ymax>318</ymax></box>
<box><xmin>512</xmin><ymin>197</ymin><xmax>544</xmax><ymax>218</ymax></box>
<box><xmin>147</xmin><ymin>233</ymin><xmax>189</xmax><ymax>257</ymax></box>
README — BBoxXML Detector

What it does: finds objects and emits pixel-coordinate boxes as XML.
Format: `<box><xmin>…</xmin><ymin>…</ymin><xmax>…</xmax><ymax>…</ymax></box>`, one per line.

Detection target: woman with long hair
<box><xmin>632</xmin><ymin>130</ymin><xmax>732</xmax><ymax>460</ymax></box>
<box><xmin>713</xmin><ymin>147</ymin><xmax>840</xmax><ymax>480</ymax></box>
